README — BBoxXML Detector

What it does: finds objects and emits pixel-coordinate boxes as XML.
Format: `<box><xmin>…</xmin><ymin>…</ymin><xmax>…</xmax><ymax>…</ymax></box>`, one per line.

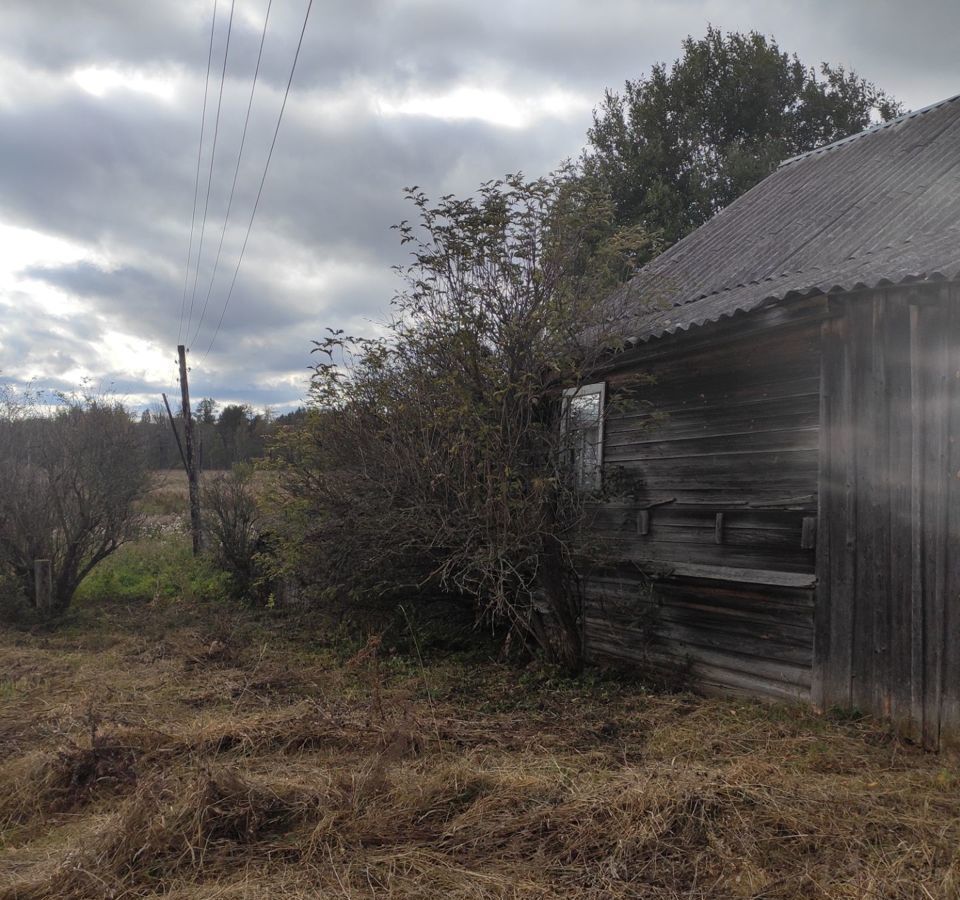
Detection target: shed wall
<box><xmin>815</xmin><ymin>287</ymin><xmax>960</xmax><ymax>748</ymax></box>
<box><xmin>583</xmin><ymin>310</ymin><xmax>821</xmax><ymax>699</ymax></box>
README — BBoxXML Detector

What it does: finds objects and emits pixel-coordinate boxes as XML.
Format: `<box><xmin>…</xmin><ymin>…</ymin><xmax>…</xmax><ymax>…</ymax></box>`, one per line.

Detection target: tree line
<box><xmin>138</xmin><ymin>400</ymin><xmax>305</xmax><ymax>470</ymax></box>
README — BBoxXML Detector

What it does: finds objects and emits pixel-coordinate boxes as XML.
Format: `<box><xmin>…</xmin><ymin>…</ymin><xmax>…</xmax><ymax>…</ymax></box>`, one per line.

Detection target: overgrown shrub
<box><xmin>0</xmin><ymin>565</ymin><xmax>35</xmax><ymax>626</ymax></box>
<box><xmin>269</xmin><ymin>170</ymin><xmax>654</xmax><ymax>666</ymax></box>
<box><xmin>202</xmin><ymin>464</ymin><xmax>269</xmax><ymax>601</ymax></box>
<box><xmin>0</xmin><ymin>391</ymin><xmax>150</xmax><ymax>613</ymax></box>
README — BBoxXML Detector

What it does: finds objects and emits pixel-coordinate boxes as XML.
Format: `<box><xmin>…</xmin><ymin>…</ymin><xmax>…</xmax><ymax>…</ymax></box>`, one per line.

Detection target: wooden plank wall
<box><xmin>815</xmin><ymin>286</ymin><xmax>960</xmax><ymax>748</ymax></box>
<box><xmin>582</xmin><ymin>307</ymin><xmax>822</xmax><ymax>700</ymax></box>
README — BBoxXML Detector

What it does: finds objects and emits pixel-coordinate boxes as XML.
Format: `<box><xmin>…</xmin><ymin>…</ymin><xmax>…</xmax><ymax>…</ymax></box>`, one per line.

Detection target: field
<box><xmin>139</xmin><ymin>469</ymin><xmax>228</xmax><ymax>517</ymax></box>
<box><xmin>2</xmin><ymin>571</ymin><xmax>960</xmax><ymax>899</ymax></box>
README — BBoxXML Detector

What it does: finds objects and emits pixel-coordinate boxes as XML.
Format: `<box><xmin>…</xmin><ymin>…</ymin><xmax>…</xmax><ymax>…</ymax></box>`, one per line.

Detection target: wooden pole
<box><xmin>178</xmin><ymin>345</ymin><xmax>203</xmax><ymax>555</ymax></box>
<box><xmin>34</xmin><ymin>559</ymin><xmax>52</xmax><ymax>612</ymax></box>
<box><xmin>161</xmin><ymin>392</ymin><xmax>189</xmax><ymax>473</ymax></box>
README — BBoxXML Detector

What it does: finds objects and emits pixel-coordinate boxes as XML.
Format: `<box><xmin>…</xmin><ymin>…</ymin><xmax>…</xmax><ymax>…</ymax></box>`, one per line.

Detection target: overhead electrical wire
<box><xmin>201</xmin><ymin>0</ymin><xmax>314</xmax><ymax>360</ymax></box>
<box><xmin>177</xmin><ymin>0</ymin><xmax>219</xmax><ymax>345</ymax></box>
<box><xmin>189</xmin><ymin>0</ymin><xmax>274</xmax><ymax>349</ymax></box>
<box><xmin>184</xmin><ymin>0</ymin><xmax>237</xmax><ymax>344</ymax></box>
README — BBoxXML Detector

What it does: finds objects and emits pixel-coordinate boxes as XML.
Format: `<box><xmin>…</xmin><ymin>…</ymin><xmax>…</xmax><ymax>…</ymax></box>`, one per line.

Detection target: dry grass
<box><xmin>1</xmin><ymin>598</ymin><xmax>958</xmax><ymax>899</ymax></box>
<box><xmin>142</xmin><ymin>469</ymin><xmax>272</xmax><ymax>507</ymax></box>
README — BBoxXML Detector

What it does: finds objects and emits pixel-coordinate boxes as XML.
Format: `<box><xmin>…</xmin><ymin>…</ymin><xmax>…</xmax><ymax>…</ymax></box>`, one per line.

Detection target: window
<box><xmin>561</xmin><ymin>382</ymin><xmax>605</xmax><ymax>491</ymax></box>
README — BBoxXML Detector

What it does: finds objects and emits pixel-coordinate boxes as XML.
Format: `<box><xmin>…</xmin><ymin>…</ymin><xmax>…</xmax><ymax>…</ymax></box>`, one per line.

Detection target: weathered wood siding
<box><xmin>815</xmin><ymin>286</ymin><xmax>960</xmax><ymax>748</ymax></box>
<box><xmin>583</xmin><ymin>307</ymin><xmax>821</xmax><ymax>700</ymax></box>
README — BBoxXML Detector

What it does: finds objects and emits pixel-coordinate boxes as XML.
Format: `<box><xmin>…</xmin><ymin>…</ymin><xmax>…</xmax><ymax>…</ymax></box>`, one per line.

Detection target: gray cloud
<box><xmin>0</xmin><ymin>0</ymin><xmax>957</xmax><ymax>410</ymax></box>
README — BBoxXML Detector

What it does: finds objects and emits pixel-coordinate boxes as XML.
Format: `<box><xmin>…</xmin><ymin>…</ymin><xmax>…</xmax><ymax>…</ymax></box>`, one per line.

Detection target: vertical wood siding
<box><xmin>815</xmin><ymin>287</ymin><xmax>960</xmax><ymax>748</ymax></box>
<box><xmin>583</xmin><ymin>312</ymin><xmax>821</xmax><ymax>700</ymax></box>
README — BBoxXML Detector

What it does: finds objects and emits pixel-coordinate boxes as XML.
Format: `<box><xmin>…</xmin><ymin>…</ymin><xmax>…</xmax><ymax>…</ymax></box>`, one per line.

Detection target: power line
<box><xmin>178</xmin><ymin>0</ymin><xmax>219</xmax><ymax>344</ymax></box>
<box><xmin>184</xmin><ymin>0</ymin><xmax>237</xmax><ymax>344</ymax></box>
<box><xmin>189</xmin><ymin>0</ymin><xmax>274</xmax><ymax>349</ymax></box>
<box><xmin>202</xmin><ymin>0</ymin><xmax>314</xmax><ymax>360</ymax></box>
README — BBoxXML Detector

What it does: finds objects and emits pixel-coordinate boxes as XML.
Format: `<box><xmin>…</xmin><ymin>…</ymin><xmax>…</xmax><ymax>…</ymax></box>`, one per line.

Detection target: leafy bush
<box><xmin>269</xmin><ymin>170</ymin><xmax>652</xmax><ymax>666</ymax></box>
<box><xmin>0</xmin><ymin>391</ymin><xmax>150</xmax><ymax>613</ymax></box>
<box><xmin>202</xmin><ymin>464</ymin><xmax>269</xmax><ymax>601</ymax></box>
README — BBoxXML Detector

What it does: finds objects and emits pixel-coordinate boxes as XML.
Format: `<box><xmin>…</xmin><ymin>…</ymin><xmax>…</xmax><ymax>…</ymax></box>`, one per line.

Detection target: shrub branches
<box><xmin>0</xmin><ymin>391</ymin><xmax>149</xmax><ymax>613</ymax></box>
<box><xmin>271</xmin><ymin>169</ymin><xmax>652</xmax><ymax>665</ymax></box>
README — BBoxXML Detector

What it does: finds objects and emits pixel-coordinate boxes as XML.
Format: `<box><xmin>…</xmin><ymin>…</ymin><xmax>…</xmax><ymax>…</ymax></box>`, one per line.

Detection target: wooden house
<box><xmin>573</xmin><ymin>95</ymin><xmax>960</xmax><ymax>748</ymax></box>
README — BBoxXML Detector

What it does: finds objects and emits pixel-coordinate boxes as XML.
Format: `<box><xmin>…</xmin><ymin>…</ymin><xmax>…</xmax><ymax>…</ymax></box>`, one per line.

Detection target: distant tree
<box><xmin>275</xmin><ymin>408</ymin><xmax>307</xmax><ymax>428</ymax></box>
<box><xmin>216</xmin><ymin>404</ymin><xmax>252</xmax><ymax>466</ymax></box>
<box><xmin>217</xmin><ymin>404</ymin><xmax>251</xmax><ymax>430</ymax></box>
<box><xmin>584</xmin><ymin>25</ymin><xmax>902</xmax><ymax>253</ymax></box>
<box><xmin>195</xmin><ymin>397</ymin><xmax>218</xmax><ymax>425</ymax></box>
<box><xmin>137</xmin><ymin>404</ymin><xmax>182</xmax><ymax>469</ymax></box>
<box><xmin>181</xmin><ymin>404</ymin><xmax>270</xmax><ymax>469</ymax></box>
<box><xmin>0</xmin><ymin>394</ymin><xmax>150</xmax><ymax>613</ymax></box>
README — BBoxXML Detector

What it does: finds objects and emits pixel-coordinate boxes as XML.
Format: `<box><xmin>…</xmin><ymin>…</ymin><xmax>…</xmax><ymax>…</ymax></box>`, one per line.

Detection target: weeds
<box><xmin>1</xmin><ymin>597</ymin><xmax>959</xmax><ymax>899</ymax></box>
<box><xmin>74</xmin><ymin>534</ymin><xmax>231</xmax><ymax>605</ymax></box>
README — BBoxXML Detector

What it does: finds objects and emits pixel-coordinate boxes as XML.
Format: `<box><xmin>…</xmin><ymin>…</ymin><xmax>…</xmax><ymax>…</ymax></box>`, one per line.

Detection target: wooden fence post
<box><xmin>34</xmin><ymin>559</ymin><xmax>52</xmax><ymax>612</ymax></box>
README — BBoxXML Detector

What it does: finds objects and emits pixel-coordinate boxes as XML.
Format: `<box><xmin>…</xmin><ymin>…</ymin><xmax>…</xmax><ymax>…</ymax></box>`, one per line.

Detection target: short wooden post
<box><xmin>34</xmin><ymin>559</ymin><xmax>52</xmax><ymax>611</ymax></box>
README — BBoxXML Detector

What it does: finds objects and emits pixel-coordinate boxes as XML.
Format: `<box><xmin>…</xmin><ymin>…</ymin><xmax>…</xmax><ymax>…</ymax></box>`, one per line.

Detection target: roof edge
<box><xmin>778</xmin><ymin>93</ymin><xmax>960</xmax><ymax>168</ymax></box>
<box><xmin>621</xmin><ymin>268</ymin><xmax>960</xmax><ymax>348</ymax></box>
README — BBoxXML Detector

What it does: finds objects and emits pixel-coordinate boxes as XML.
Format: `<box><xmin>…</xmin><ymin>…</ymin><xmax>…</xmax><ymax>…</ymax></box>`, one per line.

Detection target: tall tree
<box><xmin>216</xmin><ymin>404</ymin><xmax>252</xmax><ymax>467</ymax></box>
<box><xmin>195</xmin><ymin>398</ymin><xmax>219</xmax><ymax>425</ymax></box>
<box><xmin>584</xmin><ymin>26</ymin><xmax>902</xmax><ymax>252</ymax></box>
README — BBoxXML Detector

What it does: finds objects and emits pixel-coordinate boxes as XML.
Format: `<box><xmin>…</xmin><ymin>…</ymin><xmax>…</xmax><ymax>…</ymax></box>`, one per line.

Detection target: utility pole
<box><xmin>178</xmin><ymin>344</ymin><xmax>203</xmax><ymax>555</ymax></box>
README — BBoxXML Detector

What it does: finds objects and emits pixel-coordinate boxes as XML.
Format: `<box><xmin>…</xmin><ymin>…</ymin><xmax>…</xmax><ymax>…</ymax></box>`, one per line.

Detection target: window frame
<box><xmin>561</xmin><ymin>381</ymin><xmax>606</xmax><ymax>491</ymax></box>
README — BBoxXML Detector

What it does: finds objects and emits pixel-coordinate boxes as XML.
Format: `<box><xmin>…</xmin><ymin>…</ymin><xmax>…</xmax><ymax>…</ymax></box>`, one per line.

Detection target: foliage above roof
<box><xmin>616</xmin><ymin>94</ymin><xmax>960</xmax><ymax>343</ymax></box>
<box><xmin>584</xmin><ymin>26</ymin><xmax>902</xmax><ymax>257</ymax></box>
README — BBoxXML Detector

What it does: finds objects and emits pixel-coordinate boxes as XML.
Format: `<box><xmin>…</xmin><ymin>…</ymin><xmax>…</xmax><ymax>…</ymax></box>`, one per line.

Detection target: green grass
<box><xmin>74</xmin><ymin>534</ymin><xmax>231</xmax><ymax>606</ymax></box>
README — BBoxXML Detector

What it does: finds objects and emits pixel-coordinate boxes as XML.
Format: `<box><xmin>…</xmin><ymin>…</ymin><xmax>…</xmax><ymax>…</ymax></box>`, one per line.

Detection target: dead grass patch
<box><xmin>1</xmin><ymin>599</ymin><xmax>959</xmax><ymax>898</ymax></box>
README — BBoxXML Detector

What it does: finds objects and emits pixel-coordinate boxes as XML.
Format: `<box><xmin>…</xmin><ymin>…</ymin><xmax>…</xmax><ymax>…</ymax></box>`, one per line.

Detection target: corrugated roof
<box><xmin>616</xmin><ymin>94</ymin><xmax>960</xmax><ymax>343</ymax></box>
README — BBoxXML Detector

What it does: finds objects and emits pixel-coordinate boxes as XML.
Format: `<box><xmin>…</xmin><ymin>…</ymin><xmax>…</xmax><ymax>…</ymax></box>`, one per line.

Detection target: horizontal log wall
<box><xmin>584</xmin><ymin>572</ymin><xmax>814</xmax><ymax>701</ymax></box>
<box><xmin>583</xmin><ymin>306</ymin><xmax>822</xmax><ymax>700</ymax></box>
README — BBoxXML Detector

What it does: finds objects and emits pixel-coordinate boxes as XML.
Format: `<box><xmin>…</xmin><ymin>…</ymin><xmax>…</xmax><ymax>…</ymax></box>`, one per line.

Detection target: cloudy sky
<box><xmin>1</xmin><ymin>0</ymin><xmax>957</xmax><ymax>412</ymax></box>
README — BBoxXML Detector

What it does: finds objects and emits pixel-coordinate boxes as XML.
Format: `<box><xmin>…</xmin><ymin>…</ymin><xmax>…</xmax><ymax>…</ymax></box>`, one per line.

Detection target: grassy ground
<box><xmin>1</xmin><ymin>584</ymin><xmax>959</xmax><ymax>899</ymax></box>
